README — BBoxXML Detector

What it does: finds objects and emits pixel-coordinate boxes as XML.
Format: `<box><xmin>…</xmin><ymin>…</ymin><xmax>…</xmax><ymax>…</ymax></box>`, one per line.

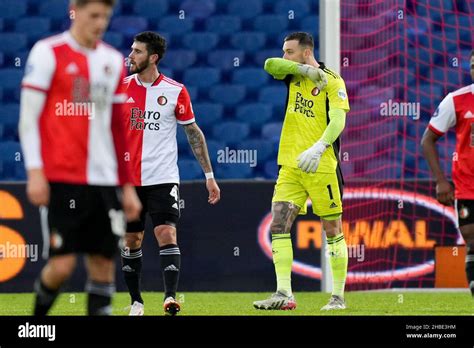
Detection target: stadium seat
<box><xmin>159</xmin><ymin>68</ymin><xmax>173</xmax><ymax>79</ymax></box>
<box><xmin>157</xmin><ymin>16</ymin><xmax>194</xmax><ymax>36</ymax></box>
<box><xmin>183</xmin><ymin>68</ymin><xmax>220</xmax><ymax>88</ymax></box>
<box><xmin>206</xmin><ymin>15</ymin><xmax>241</xmax><ymax>36</ymax></box>
<box><xmin>181</xmin><ymin>0</ymin><xmax>215</xmax><ymax>19</ymax></box>
<box><xmin>176</xmin><ymin>126</ymin><xmax>188</xmax><ymax>147</ymax></box>
<box><xmin>235</xmin><ymin>103</ymin><xmax>272</xmax><ymax>130</ymax></box>
<box><xmin>253</xmin><ymin>15</ymin><xmax>288</xmax><ymax>35</ymax></box>
<box><xmin>254</xmin><ymin>49</ymin><xmax>283</xmax><ymax>67</ymax></box>
<box><xmin>261</xmin><ymin>122</ymin><xmax>282</xmax><ymax>142</ymax></box>
<box><xmin>206</xmin><ymin>139</ymin><xmax>225</xmax><ymax>164</ymax></box>
<box><xmin>161</xmin><ymin>50</ymin><xmax>196</xmax><ymax>71</ymax></box>
<box><xmin>212</xmin><ymin>122</ymin><xmax>250</xmax><ymax>145</ymax></box>
<box><xmin>0</xmin><ymin>0</ymin><xmax>27</xmax><ymax>19</ymax></box>
<box><xmin>300</xmin><ymin>15</ymin><xmax>319</xmax><ymax>33</ymax></box>
<box><xmin>259</xmin><ymin>86</ymin><xmax>287</xmax><ymax>107</ymax></box>
<box><xmin>39</xmin><ymin>0</ymin><xmax>69</xmax><ymax>20</ymax></box>
<box><xmin>208</xmin><ymin>84</ymin><xmax>246</xmax><ymax>106</ymax></box>
<box><xmin>215</xmin><ymin>163</ymin><xmax>253</xmax><ymax>179</ymax></box>
<box><xmin>0</xmin><ymin>70</ymin><xmax>24</xmax><ymax>92</ymax></box>
<box><xmin>232</xmin><ymin>68</ymin><xmax>269</xmax><ymax>91</ymax></box>
<box><xmin>133</xmin><ymin>0</ymin><xmax>168</xmax><ymax>20</ymax></box>
<box><xmin>207</xmin><ymin>50</ymin><xmax>245</xmax><ymax>70</ymax></box>
<box><xmin>103</xmin><ymin>31</ymin><xmax>124</xmax><ymax>48</ymax></box>
<box><xmin>0</xmin><ymin>19</ymin><xmax>4</xmax><ymax>31</ymax></box>
<box><xmin>110</xmin><ymin>16</ymin><xmax>148</xmax><ymax>37</ymax></box>
<box><xmin>178</xmin><ymin>159</ymin><xmax>202</xmax><ymax>180</ymax></box>
<box><xmin>238</xmin><ymin>138</ymin><xmax>274</xmax><ymax>162</ymax></box>
<box><xmin>15</xmin><ymin>17</ymin><xmax>52</xmax><ymax>43</ymax></box>
<box><xmin>274</xmin><ymin>0</ymin><xmax>310</xmax><ymax>17</ymax></box>
<box><xmin>0</xmin><ymin>34</ymin><xmax>27</xmax><ymax>55</ymax></box>
<box><xmin>182</xmin><ymin>32</ymin><xmax>219</xmax><ymax>53</ymax></box>
<box><xmin>228</xmin><ymin>0</ymin><xmax>263</xmax><ymax>19</ymax></box>
<box><xmin>231</xmin><ymin>32</ymin><xmax>266</xmax><ymax>53</ymax></box>
<box><xmin>264</xmin><ymin>159</ymin><xmax>279</xmax><ymax>178</ymax></box>
<box><xmin>192</xmin><ymin>103</ymin><xmax>223</xmax><ymax>133</ymax></box>
<box><xmin>0</xmin><ymin>141</ymin><xmax>25</xmax><ymax>181</ymax></box>
<box><xmin>186</xmin><ymin>86</ymin><xmax>198</xmax><ymax>100</ymax></box>
<box><xmin>0</xmin><ymin>104</ymin><xmax>20</xmax><ymax>140</ymax></box>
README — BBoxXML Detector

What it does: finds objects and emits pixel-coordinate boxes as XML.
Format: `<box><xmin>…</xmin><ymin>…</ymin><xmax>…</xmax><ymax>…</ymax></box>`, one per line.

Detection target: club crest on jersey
<box><xmin>459</xmin><ymin>205</ymin><xmax>469</xmax><ymax>219</ymax></box>
<box><xmin>104</xmin><ymin>65</ymin><xmax>112</xmax><ymax>76</ymax></box>
<box><xmin>158</xmin><ymin>95</ymin><xmax>168</xmax><ymax>106</ymax></box>
<box><xmin>311</xmin><ymin>87</ymin><xmax>320</xmax><ymax>96</ymax></box>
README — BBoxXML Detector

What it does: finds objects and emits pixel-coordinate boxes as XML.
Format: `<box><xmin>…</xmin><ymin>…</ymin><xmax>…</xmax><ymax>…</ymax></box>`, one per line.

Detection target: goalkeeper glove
<box><xmin>297</xmin><ymin>140</ymin><xmax>330</xmax><ymax>173</ymax></box>
<box><xmin>296</xmin><ymin>64</ymin><xmax>328</xmax><ymax>90</ymax></box>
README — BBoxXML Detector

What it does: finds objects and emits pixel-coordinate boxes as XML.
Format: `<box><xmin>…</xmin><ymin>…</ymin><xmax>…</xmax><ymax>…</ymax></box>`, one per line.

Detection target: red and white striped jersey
<box><xmin>21</xmin><ymin>31</ymin><xmax>131</xmax><ymax>186</ymax></box>
<box><xmin>429</xmin><ymin>84</ymin><xmax>474</xmax><ymax>199</ymax></box>
<box><xmin>123</xmin><ymin>73</ymin><xmax>195</xmax><ymax>186</ymax></box>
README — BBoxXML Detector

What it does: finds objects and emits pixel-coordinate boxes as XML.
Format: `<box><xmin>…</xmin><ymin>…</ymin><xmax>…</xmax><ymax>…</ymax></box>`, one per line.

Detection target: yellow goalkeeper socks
<box><xmin>271</xmin><ymin>233</ymin><xmax>293</xmax><ymax>296</ymax></box>
<box><xmin>327</xmin><ymin>233</ymin><xmax>348</xmax><ymax>298</ymax></box>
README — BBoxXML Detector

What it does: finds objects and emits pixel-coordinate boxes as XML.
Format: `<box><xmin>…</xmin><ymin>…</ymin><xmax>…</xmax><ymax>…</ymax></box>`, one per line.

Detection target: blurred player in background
<box><xmin>421</xmin><ymin>50</ymin><xmax>474</xmax><ymax>298</ymax></box>
<box><xmin>19</xmin><ymin>0</ymin><xmax>141</xmax><ymax>316</ymax></box>
<box><xmin>253</xmin><ymin>32</ymin><xmax>350</xmax><ymax>311</ymax></box>
<box><xmin>122</xmin><ymin>31</ymin><xmax>221</xmax><ymax>316</ymax></box>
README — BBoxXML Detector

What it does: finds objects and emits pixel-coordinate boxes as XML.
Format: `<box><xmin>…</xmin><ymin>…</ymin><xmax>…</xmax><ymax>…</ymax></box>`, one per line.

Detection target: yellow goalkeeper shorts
<box><xmin>272</xmin><ymin>165</ymin><xmax>343</xmax><ymax>217</ymax></box>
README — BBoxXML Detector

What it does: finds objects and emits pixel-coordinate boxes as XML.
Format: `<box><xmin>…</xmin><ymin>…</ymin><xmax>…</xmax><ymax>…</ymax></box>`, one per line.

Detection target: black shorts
<box><xmin>456</xmin><ymin>199</ymin><xmax>474</xmax><ymax>227</ymax></box>
<box><xmin>42</xmin><ymin>183</ymin><xmax>125</xmax><ymax>259</ymax></box>
<box><xmin>127</xmin><ymin>183</ymin><xmax>180</xmax><ymax>232</ymax></box>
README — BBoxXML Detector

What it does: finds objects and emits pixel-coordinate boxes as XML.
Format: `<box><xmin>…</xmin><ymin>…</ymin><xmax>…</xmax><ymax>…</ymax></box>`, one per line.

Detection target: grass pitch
<box><xmin>0</xmin><ymin>291</ymin><xmax>472</xmax><ymax>316</ymax></box>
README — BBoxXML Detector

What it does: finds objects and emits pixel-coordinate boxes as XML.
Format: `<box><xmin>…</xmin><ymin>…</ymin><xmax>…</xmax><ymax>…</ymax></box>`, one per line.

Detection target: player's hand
<box><xmin>122</xmin><ymin>184</ymin><xmax>142</xmax><ymax>221</ymax></box>
<box><xmin>26</xmin><ymin>169</ymin><xmax>50</xmax><ymax>206</ymax></box>
<box><xmin>436</xmin><ymin>179</ymin><xmax>454</xmax><ymax>206</ymax></box>
<box><xmin>297</xmin><ymin>64</ymin><xmax>328</xmax><ymax>90</ymax></box>
<box><xmin>206</xmin><ymin>178</ymin><xmax>221</xmax><ymax>205</ymax></box>
<box><xmin>297</xmin><ymin>141</ymin><xmax>329</xmax><ymax>173</ymax></box>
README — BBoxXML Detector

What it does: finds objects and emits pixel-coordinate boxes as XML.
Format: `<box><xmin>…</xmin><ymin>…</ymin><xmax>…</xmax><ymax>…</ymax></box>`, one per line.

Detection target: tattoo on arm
<box><xmin>184</xmin><ymin>123</ymin><xmax>213</xmax><ymax>174</ymax></box>
<box><xmin>270</xmin><ymin>202</ymin><xmax>300</xmax><ymax>234</ymax></box>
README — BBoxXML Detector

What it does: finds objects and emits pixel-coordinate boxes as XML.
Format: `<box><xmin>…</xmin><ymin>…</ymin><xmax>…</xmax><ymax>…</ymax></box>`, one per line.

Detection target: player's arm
<box><xmin>264</xmin><ymin>58</ymin><xmax>328</xmax><ymax>89</ymax></box>
<box><xmin>298</xmin><ymin>76</ymin><xmax>350</xmax><ymax>173</ymax></box>
<box><xmin>183</xmin><ymin>122</ymin><xmax>220</xmax><ymax>204</ymax></box>
<box><xmin>420</xmin><ymin>94</ymin><xmax>456</xmax><ymax>206</ymax></box>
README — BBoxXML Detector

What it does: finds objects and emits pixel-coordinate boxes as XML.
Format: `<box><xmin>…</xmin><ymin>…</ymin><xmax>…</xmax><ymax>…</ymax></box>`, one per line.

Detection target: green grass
<box><xmin>0</xmin><ymin>292</ymin><xmax>473</xmax><ymax>316</ymax></box>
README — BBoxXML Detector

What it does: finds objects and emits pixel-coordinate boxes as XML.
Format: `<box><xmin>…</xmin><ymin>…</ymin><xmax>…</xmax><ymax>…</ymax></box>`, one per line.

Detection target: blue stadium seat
<box><xmin>238</xmin><ymin>139</ymin><xmax>274</xmax><ymax>162</ymax></box>
<box><xmin>206</xmin><ymin>15</ymin><xmax>241</xmax><ymax>36</ymax></box>
<box><xmin>207</xmin><ymin>50</ymin><xmax>245</xmax><ymax>70</ymax></box>
<box><xmin>262</xmin><ymin>122</ymin><xmax>282</xmax><ymax>142</ymax></box>
<box><xmin>178</xmin><ymin>159</ymin><xmax>202</xmax><ymax>180</ymax></box>
<box><xmin>232</xmin><ymin>68</ymin><xmax>269</xmax><ymax>91</ymax></box>
<box><xmin>159</xmin><ymin>68</ymin><xmax>173</xmax><ymax>79</ymax></box>
<box><xmin>253</xmin><ymin>15</ymin><xmax>288</xmax><ymax>35</ymax></box>
<box><xmin>110</xmin><ymin>16</ymin><xmax>148</xmax><ymax>37</ymax></box>
<box><xmin>254</xmin><ymin>49</ymin><xmax>282</xmax><ymax>67</ymax></box>
<box><xmin>16</xmin><ymin>17</ymin><xmax>52</xmax><ymax>42</ymax></box>
<box><xmin>157</xmin><ymin>16</ymin><xmax>194</xmax><ymax>36</ymax></box>
<box><xmin>0</xmin><ymin>104</ymin><xmax>20</xmax><ymax>140</ymax></box>
<box><xmin>228</xmin><ymin>0</ymin><xmax>263</xmax><ymax>19</ymax></box>
<box><xmin>0</xmin><ymin>52</ymin><xmax>4</xmax><ymax>68</ymax></box>
<box><xmin>176</xmin><ymin>126</ymin><xmax>188</xmax><ymax>147</ymax></box>
<box><xmin>103</xmin><ymin>31</ymin><xmax>124</xmax><ymax>49</ymax></box>
<box><xmin>192</xmin><ymin>103</ymin><xmax>223</xmax><ymax>133</ymax></box>
<box><xmin>215</xmin><ymin>163</ymin><xmax>253</xmax><ymax>179</ymax></box>
<box><xmin>300</xmin><ymin>15</ymin><xmax>319</xmax><ymax>32</ymax></box>
<box><xmin>183</xmin><ymin>68</ymin><xmax>220</xmax><ymax>88</ymax></box>
<box><xmin>0</xmin><ymin>87</ymin><xmax>3</xmax><ymax>101</ymax></box>
<box><xmin>274</xmin><ymin>0</ymin><xmax>310</xmax><ymax>17</ymax></box>
<box><xmin>181</xmin><ymin>0</ymin><xmax>215</xmax><ymax>19</ymax></box>
<box><xmin>0</xmin><ymin>141</ymin><xmax>25</xmax><ymax>181</ymax></box>
<box><xmin>161</xmin><ymin>50</ymin><xmax>196</xmax><ymax>71</ymax></box>
<box><xmin>133</xmin><ymin>0</ymin><xmax>168</xmax><ymax>19</ymax></box>
<box><xmin>0</xmin><ymin>19</ymin><xmax>4</xmax><ymax>31</ymax></box>
<box><xmin>39</xmin><ymin>0</ymin><xmax>69</xmax><ymax>20</ymax></box>
<box><xmin>212</xmin><ymin>122</ymin><xmax>250</xmax><ymax>145</ymax></box>
<box><xmin>206</xmin><ymin>139</ymin><xmax>225</xmax><ymax>164</ymax></box>
<box><xmin>259</xmin><ymin>86</ymin><xmax>287</xmax><ymax>107</ymax></box>
<box><xmin>0</xmin><ymin>70</ymin><xmax>24</xmax><ymax>91</ymax></box>
<box><xmin>182</xmin><ymin>32</ymin><xmax>219</xmax><ymax>53</ymax></box>
<box><xmin>0</xmin><ymin>0</ymin><xmax>27</xmax><ymax>19</ymax></box>
<box><xmin>0</xmin><ymin>34</ymin><xmax>27</xmax><ymax>55</ymax></box>
<box><xmin>208</xmin><ymin>84</ymin><xmax>246</xmax><ymax>106</ymax></box>
<box><xmin>231</xmin><ymin>32</ymin><xmax>266</xmax><ymax>53</ymax></box>
<box><xmin>264</xmin><ymin>159</ymin><xmax>279</xmax><ymax>178</ymax></box>
<box><xmin>186</xmin><ymin>86</ymin><xmax>198</xmax><ymax>100</ymax></box>
<box><xmin>236</xmin><ymin>103</ymin><xmax>272</xmax><ymax>130</ymax></box>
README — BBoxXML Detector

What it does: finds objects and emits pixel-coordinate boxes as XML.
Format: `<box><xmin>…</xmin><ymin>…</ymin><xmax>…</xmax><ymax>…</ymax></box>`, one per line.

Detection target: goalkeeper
<box><xmin>253</xmin><ymin>32</ymin><xmax>350</xmax><ymax>311</ymax></box>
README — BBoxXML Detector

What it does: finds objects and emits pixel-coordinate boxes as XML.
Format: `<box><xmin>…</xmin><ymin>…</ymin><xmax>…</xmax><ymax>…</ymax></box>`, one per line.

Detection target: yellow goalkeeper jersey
<box><xmin>277</xmin><ymin>63</ymin><xmax>350</xmax><ymax>173</ymax></box>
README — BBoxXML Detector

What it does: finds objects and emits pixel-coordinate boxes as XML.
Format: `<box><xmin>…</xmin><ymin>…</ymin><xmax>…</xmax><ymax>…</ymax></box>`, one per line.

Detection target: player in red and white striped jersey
<box><xmin>421</xmin><ymin>50</ymin><xmax>474</xmax><ymax>298</ymax></box>
<box><xmin>120</xmin><ymin>32</ymin><xmax>220</xmax><ymax>316</ymax></box>
<box><xmin>19</xmin><ymin>0</ymin><xmax>141</xmax><ymax>316</ymax></box>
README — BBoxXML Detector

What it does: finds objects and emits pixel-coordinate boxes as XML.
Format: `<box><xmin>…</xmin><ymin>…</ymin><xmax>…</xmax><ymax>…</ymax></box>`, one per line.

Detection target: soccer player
<box><xmin>421</xmin><ymin>50</ymin><xmax>474</xmax><ymax>298</ymax></box>
<box><xmin>121</xmin><ymin>31</ymin><xmax>221</xmax><ymax>316</ymax></box>
<box><xmin>19</xmin><ymin>0</ymin><xmax>142</xmax><ymax>316</ymax></box>
<box><xmin>253</xmin><ymin>32</ymin><xmax>350</xmax><ymax>311</ymax></box>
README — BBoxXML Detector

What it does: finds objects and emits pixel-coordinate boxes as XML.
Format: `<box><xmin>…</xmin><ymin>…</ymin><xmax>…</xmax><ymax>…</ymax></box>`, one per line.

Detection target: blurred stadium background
<box><xmin>0</xmin><ymin>0</ymin><xmax>473</xmax><ymax>306</ymax></box>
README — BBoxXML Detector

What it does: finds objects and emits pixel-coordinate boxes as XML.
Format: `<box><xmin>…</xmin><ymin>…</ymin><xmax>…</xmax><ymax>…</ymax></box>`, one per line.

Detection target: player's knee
<box><xmin>154</xmin><ymin>225</ymin><xmax>176</xmax><ymax>245</ymax></box>
<box><xmin>124</xmin><ymin>233</ymin><xmax>143</xmax><ymax>249</ymax></box>
<box><xmin>49</xmin><ymin>257</ymin><xmax>76</xmax><ymax>280</ymax></box>
<box><xmin>270</xmin><ymin>219</ymin><xmax>286</xmax><ymax>234</ymax></box>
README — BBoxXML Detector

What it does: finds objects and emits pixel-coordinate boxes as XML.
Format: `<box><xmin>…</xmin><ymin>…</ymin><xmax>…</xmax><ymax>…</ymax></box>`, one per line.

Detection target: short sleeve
<box><xmin>175</xmin><ymin>86</ymin><xmax>195</xmax><ymax>125</ymax></box>
<box><xmin>326</xmin><ymin>76</ymin><xmax>350</xmax><ymax>112</ymax></box>
<box><xmin>428</xmin><ymin>93</ymin><xmax>456</xmax><ymax>135</ymax></box>
<box><xmin>21</xmin><ymin>41</ymin><xmax>56</xmax><ymax>93</ymax></box>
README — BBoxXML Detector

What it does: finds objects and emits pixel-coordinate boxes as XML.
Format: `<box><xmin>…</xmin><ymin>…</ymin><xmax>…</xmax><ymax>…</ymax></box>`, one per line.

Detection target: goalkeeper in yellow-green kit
<box><xmin>253</xmin><ymin>32</ymin><xmax>350</xmax><ymax>311</ymax></box>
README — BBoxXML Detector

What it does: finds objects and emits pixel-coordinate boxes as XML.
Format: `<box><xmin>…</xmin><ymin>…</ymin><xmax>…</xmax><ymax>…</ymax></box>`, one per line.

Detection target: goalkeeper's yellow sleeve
<box><xmin>264</xmin><ymin>58</ymin><xmax>300</xmax><ymax>80</ymax></box>
<box><xmin>320</xmin><ymin>108</ymin><xmax>346</xmax><ymax>145</ymax></box>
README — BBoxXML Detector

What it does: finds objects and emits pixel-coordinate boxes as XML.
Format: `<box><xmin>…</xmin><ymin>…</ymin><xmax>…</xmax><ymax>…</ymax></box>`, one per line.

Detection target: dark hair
<box><xmin>134</xmin><ymin>31</ymin><xmax>167</xmax><ymax>63</ymax></box>
<box><xmin>284</xmin><ymin>32</ymin><xmax>314</xmax><ymax>49</ymax></box>
<box><xmin>70</xmin><ymin>0</ymin><xmax>116</xmax><ymax>7</ymax></box>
